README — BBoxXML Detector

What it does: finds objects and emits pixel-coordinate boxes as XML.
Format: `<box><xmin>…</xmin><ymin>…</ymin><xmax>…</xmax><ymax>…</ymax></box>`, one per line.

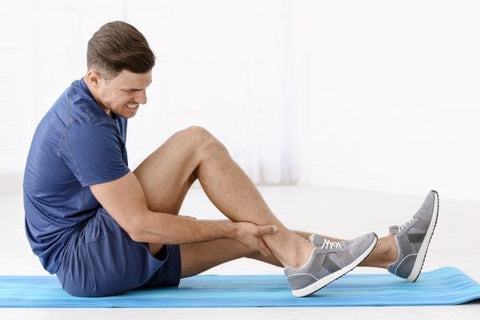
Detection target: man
<box><xmin>23</xmin><ymin>21</ymin><xmax>439</xmax><ymax>297</ymax></box>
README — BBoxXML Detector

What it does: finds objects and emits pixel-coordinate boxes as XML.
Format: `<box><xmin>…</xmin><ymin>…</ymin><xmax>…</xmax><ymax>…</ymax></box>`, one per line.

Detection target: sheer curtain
<box><xmin>2</xmin><ymin>0</ymin><xmax>300</xmax><ymax>185</ymax></box>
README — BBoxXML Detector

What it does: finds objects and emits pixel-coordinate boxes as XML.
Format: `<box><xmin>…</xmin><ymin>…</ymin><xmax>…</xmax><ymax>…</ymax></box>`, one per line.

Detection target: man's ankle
<box><xmin>287</xmin><ymin>238</ymin><xmax>315</xmax><ymax>269</ymax></box>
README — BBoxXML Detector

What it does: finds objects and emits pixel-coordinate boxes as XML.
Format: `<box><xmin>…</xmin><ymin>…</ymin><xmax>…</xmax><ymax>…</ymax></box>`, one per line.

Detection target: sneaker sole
<box><xmin>406</xmin><ymin>190</ymin><xmax>439</xmax><ymax>282</ymax></box>
<box><xmin>291</xmin><ymin>235</ymin><xmax>378</xmax><ymax>297</ymax></box>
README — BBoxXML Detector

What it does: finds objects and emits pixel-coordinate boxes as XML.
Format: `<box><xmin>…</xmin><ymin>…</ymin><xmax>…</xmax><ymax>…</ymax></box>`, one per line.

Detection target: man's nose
<box><xmin>135</xmin><ymin>90</ymin><xmax>147</xmax><ymax>104</ymax></box>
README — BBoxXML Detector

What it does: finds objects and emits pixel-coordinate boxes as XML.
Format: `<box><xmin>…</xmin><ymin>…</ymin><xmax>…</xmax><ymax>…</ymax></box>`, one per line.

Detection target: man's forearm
<box><xmin>128</xmin><ymin>210</ymin><xmax>237</xmax><ymax>245</ymax></box>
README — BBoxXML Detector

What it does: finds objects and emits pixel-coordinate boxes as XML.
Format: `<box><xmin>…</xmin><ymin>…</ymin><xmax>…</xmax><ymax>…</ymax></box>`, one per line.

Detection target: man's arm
<box><xmin>90</xmin><ymin>172</ymin><xmax>277</xmax><ymax>255</ymax></box>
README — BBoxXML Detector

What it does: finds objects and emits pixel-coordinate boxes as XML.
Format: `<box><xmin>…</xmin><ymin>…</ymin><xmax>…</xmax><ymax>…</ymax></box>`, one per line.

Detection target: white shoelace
<box><xmin>320</xmin><ymin>239</ymin><xmax>342</xmax><ymax>250</ymax></box>
<box><xmin>398</xmin><ymin>217</ymin><xmax>414</xmax><ymax>232</ymax></box>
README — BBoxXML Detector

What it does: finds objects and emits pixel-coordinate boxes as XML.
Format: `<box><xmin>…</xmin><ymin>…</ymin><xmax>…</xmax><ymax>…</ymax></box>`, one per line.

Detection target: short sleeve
<box><xmin>61</xmin><ymin>119</ymin><xmax>130</xmax><ymax>187</ymax></box>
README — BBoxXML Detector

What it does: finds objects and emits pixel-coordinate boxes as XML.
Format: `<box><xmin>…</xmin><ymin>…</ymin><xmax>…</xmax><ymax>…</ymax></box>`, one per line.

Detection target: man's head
<box><xmin>84</xmin><ymin>21</ymin><xmax>155</xmax><ymax>118</ymax></box>
<box><xmin>87</xmin><ymin>21</ymin><xmax>155</xmax><ymax>78</ymax></box>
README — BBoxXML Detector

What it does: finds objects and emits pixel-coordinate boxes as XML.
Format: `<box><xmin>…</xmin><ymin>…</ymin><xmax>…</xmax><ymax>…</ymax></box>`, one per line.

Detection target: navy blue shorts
<box><xmin>56</xmin><ymin>208</ymin><xmax>181</xmax><ymax>297</ymax></box>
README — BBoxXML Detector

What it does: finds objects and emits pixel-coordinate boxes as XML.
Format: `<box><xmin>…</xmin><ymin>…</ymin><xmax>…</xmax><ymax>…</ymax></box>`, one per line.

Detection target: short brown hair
<box><xmin>87</xmin><ymin>21</ymin><xmax>155</xmax><ymax>77</ymax></box>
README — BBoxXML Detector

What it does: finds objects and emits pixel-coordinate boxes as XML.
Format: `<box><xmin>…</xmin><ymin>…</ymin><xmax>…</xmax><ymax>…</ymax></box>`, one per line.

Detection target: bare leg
<box><xmin>134</xmin><ymin>126</ymin><xmax>312</xmax><ymax>269</ymax></box>
<box><xmin>194</xmin><ymin>137</ymin><xmax>314</xmax><ymax>268</ymax></box>
<box><xmin>134</xmin><ymin>127</ymin><xmax>397</xmax><ymax>274</ymax></box>
<box><xmin>181</xmin><ymin>232</ymin><xmax>398</xmax><ymax>277</ymax></box>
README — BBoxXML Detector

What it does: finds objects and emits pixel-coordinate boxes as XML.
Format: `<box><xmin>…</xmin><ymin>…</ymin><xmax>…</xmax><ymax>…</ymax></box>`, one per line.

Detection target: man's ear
<box><xmin>85</xmin><ymin>69</ymin><xmax>102</xmax><ymax>87</ymax></box>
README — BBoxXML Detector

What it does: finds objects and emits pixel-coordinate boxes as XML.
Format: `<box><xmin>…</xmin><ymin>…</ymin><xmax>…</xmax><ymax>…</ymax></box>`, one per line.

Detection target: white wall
<box><xmin>0</xmin><ymin>1</ymin><xmax>33</xmax><ymax>175</ymax></box>
<box><xmin>1</xmin><ymin>0</ymin><xmax>300</xmax><ymax>186</ymax></box>
<box><xmin>298</xmin><ymin>0</ymin><xmax>480</xmax><ymax>202</ymax></box>
<box><xmin>124</xmin><ymin>0</ymin><xmax>301</xmax><ymax>184</ymax></box>
<box><xmin>1</xmin><ymin>0</ymin><xmax>479</xmax><ymax>202</ymax></box>
<box><xmin>1</xmin><ymin>0</ymin><xmax>125</xmax><ymax>177</ymax></box>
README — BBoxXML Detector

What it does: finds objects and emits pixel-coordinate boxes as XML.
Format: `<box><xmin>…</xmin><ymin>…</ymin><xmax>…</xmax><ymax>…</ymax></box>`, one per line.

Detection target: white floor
<box><xmin>1</xmin><ymin>185</ymin><xmax>479</xmax><ymax>319</ymax></box>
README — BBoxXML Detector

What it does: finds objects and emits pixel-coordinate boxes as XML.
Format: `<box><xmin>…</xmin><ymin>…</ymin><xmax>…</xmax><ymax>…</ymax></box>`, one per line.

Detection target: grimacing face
<box><xmin>87</xmin><ymin>69</ymin><xmax>152</xmax><ymax>119</ymax></box>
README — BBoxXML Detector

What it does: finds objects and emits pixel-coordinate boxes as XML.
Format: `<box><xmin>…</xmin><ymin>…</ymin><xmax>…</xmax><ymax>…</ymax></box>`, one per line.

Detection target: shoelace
<box><xmin>398</xmin><ymin>217</ymin><xmax>414</xmax><ymax>232</ymax></box>
<box><xmin>320</xmin><ymin>239</ymin><xmax>342</xmax><ymax>250</ymax></box>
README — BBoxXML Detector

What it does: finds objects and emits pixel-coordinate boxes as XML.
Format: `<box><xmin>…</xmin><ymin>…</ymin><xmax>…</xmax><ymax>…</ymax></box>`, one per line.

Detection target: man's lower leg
<box><xmin>194</xmin><ymin>134</ymin><xmax>313</xmax><ymax>269</ymax></box>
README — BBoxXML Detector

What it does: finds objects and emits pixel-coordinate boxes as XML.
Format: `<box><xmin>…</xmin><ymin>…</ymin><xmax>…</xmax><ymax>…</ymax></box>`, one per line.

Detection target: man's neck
<box><xmin>83</xmin><ymin>75</ymin><xmax>112</xmax><ymax>117</ymax></box>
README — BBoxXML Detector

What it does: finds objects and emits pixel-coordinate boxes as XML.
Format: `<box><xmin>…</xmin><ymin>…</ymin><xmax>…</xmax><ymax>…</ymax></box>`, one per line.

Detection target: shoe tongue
<box><xmin>310</xmin><ymin>234</ymin><xmax>325</xmax><ymax>246</ymax></box>
<box><xmin>389</xmin><ymin>225</ymin><xmax>399</xmax><ymax>234</ymax></box>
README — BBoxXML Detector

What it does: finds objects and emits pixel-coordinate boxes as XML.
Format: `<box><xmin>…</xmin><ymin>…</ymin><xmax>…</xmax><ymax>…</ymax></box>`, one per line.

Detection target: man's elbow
<box><xmin>120</xmin><ymin>212</ymin><xmax>152</xmax><ymax>243</ymax></box>
<box><xmin>127</xmin><ymin>228</ymin><xmax>147</xmax><ymax>243</ymax></box>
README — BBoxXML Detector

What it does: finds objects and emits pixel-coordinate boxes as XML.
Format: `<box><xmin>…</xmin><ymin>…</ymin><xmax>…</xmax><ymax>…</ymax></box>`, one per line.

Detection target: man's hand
<box><xmin>90</xmin><ymin>172</ymin><xmax>275</xmax><ymax>246</ymax></box>
<box><xmin>233</xmin><ymin>222</ymin><xmax>278</xmax><ymax>257</ymax></box>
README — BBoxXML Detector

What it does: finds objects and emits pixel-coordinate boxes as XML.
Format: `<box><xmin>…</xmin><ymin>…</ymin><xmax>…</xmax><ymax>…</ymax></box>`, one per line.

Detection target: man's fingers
<box><xmin>258</xmin><ymin>224</ymin><xmax>278</xmax><ymax>236</ymax></box>
<box><xmin>234</xmin><ymin>222</ymin><xmax>277</xmax><ymax>257</ymax></box>
<box><xmin>256</xmin><ymin>225</ymin><xmax>277</xmax><ymax>256</ymax></box>
<box><xmin>258</xmin><ymin>240</ymin><xmax>273</xmax><ymax>257</ymax></box>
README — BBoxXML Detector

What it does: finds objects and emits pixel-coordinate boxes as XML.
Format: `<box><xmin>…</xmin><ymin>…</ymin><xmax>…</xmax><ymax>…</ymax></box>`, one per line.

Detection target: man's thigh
<box><xmin>133</xmin><ymin>127</ymin><xmax>210</xmax><ymax>214</ymax></box>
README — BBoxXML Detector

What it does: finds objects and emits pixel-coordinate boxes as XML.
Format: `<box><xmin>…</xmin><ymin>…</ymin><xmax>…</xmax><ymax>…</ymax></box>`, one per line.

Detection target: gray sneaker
<box><xmin>388</xmin><ymin>190</ymin><xmax>439</xmax><ymax>282</ymax></box>
<box><xmin>284</xmin><ymin>232</ymin><xmax>378</xmax><ymax>297</ymax></box>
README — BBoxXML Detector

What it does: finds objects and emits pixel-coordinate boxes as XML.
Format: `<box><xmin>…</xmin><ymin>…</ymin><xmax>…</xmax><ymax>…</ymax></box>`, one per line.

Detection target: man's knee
<box><xmin>180</xmin><ymin>126</ymin><xmax>214</xmax><ymax>143</ymax></box>
<box><xmin>179</xmin><ymin>126</ymin><xmax>228</xmax><ymax>158</ymax></box>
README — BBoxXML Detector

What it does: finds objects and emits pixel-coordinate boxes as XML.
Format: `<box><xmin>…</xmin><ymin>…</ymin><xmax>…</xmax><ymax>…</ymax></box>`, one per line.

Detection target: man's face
<box><xmin>96</xmin><ymin>69</ymin><xmax>152</xmax><ymax>118</ymax></box>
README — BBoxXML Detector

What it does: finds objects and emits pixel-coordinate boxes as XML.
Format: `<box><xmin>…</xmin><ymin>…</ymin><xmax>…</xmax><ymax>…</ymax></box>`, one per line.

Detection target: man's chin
<box><xmin>121</xmin><ymin>107</ymin><xmax>139</xmax><ymax>118</ymax></box>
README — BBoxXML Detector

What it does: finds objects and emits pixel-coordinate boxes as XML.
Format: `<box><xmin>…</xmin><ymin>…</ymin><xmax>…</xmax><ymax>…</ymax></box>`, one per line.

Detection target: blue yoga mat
<box><xmin>1</xmin><ymin>267</ymin><xmax>479</xmax><ymax>308</ymax></box>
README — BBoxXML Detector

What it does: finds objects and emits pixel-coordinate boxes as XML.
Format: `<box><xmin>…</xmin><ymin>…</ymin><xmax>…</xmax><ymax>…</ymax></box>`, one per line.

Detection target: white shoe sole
<box><xmin>405</xmin><ymin>190</ymin><xmax>439</xmax><ymax>282</ymax></box>
<box><xmin>291</xmin><ymin>235</ymin><xmax>378</xmax><ymax>297</ymax></box>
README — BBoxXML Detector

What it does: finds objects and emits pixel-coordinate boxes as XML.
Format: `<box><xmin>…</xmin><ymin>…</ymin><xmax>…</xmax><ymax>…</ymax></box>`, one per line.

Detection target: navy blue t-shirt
<box><xmin>23</xmin><ymin>79</ymin><xmax>130</xmax><ymax>274</ymax></box>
